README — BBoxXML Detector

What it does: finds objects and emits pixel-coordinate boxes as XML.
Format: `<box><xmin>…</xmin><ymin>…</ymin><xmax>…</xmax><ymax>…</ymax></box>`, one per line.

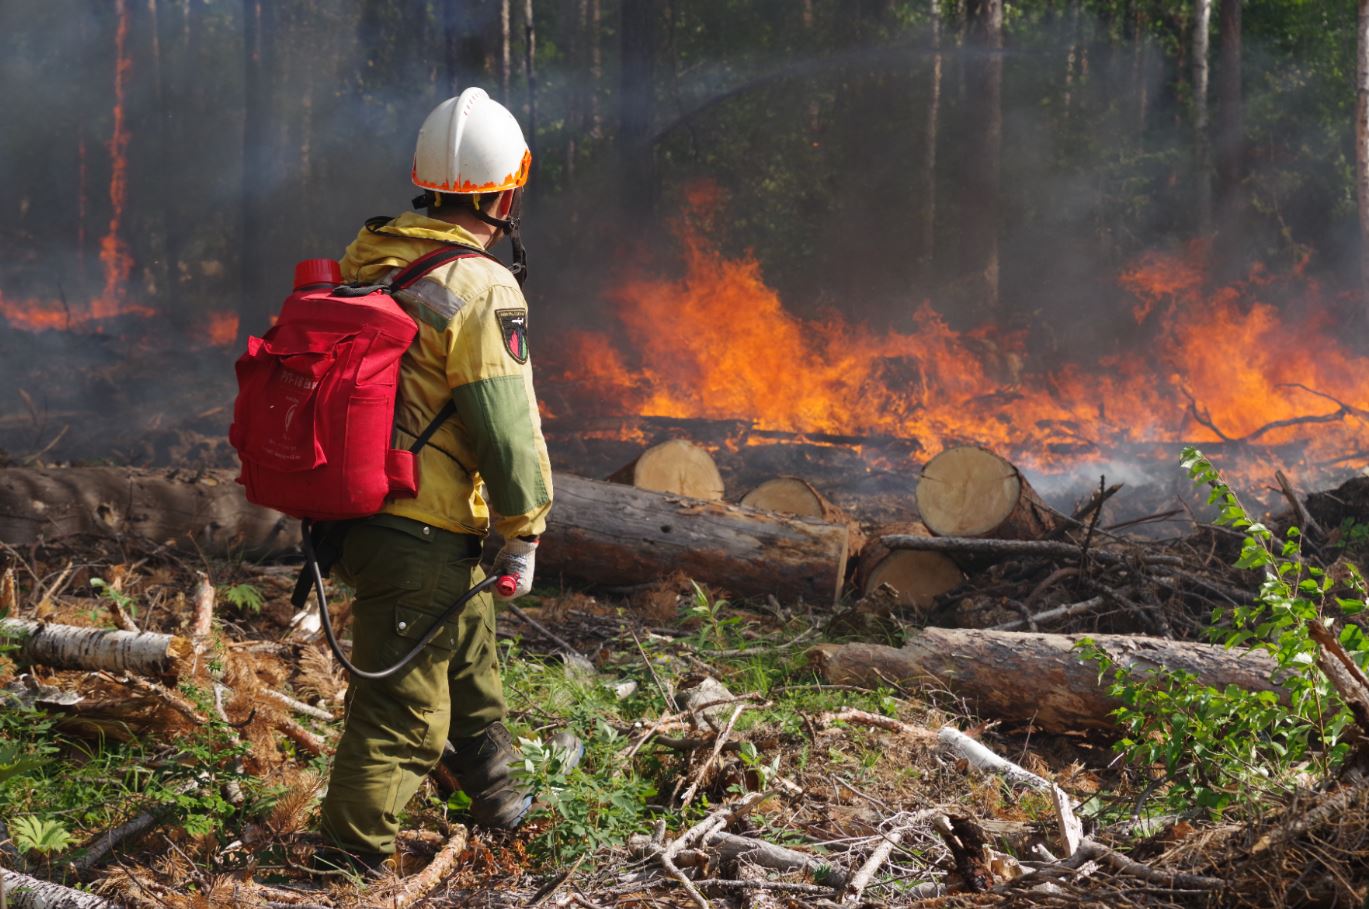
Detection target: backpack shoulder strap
<box><xmin>387</xmin><ymin>244</ymin><xmax>496</xmax><ymax>455</ymax></box>
<box><xmin>387</xmin><ymin>244</ymin><xmax>500</xmax><ymax>290</ymax></box>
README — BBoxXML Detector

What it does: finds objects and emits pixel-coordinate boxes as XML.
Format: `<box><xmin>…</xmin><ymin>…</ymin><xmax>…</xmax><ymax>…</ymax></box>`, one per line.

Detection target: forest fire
<box><xmin>550</xmin><ymin>203</ymin><xmax>1369</xmax><ymax>488</ymax></box>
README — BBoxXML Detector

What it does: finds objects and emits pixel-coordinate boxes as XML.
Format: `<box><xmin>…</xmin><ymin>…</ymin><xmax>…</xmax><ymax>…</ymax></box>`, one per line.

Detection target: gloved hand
<box><xmin>492</xmin><ymin>537</ymin><xmax>538</xmax><ymax>600</ymax></box>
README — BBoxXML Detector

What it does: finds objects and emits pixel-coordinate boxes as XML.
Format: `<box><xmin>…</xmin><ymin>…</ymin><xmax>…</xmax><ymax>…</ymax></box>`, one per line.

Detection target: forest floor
<box><xmin>3</xmin><ymin>527</ymin><xmax>1368</xmax><ymax>909</ymax></box>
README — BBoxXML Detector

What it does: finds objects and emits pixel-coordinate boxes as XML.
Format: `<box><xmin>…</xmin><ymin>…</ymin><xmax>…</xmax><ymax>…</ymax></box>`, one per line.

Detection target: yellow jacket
<box><xmin>339</xmin><ymin>212</ymin><xmax>553</xmax><ymax>539</ymax></box>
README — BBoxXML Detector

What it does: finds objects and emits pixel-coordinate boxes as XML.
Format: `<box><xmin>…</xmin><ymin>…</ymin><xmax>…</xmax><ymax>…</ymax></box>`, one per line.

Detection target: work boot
<box><xmin>309</xmin><ymin>844</ymin><xmax>395</xmax><ymax>881</ymax></box>
<box><xmin>441</xmin><ymin>722</ymin><xmax>583</xmax><ymax>829</ymax></box>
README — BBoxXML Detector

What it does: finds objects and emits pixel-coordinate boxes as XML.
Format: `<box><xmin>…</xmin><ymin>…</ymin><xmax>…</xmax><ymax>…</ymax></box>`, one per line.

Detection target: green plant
<box><xmin>683</xmin><ymin>581</ymin><xmax>744</xmax><ymax>651</ymax></box>
<box><xmin>1079</xmin><ymin>447</ymin><xmax>1367</xmax><ymax>819</ymax></box>
<box><xmin>512</xmin><ymin>724</ymin><xmax>657</xmax><ymax>865</ymax></box>
<box><xmin>10</xmin><ymin>815</ymin><xmax>73</xmax><ymax>856</ymax></box>
<box><xmin>90</xmin><ymin>577</ymin><xmax>137</xmax><ymax>621</ymax></box>
<box><xmin>222</xmin><ymin>583</ymin><xmax>265</xmax><ymax>615</ymax></box>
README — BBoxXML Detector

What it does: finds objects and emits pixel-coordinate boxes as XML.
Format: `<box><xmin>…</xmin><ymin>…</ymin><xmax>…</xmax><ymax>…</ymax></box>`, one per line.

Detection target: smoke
<box><xmin>0</xmin><ymin>1</ymin><xmax>1363</xmax><ymax>509</ymax></box>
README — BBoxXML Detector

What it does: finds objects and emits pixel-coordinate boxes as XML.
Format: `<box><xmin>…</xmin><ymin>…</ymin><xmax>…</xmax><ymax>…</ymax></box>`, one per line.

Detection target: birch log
<box><xmin>0</xmin><ymin>619</ymin><xmax>190</xmax><ymax>677</ymax></box>
<box><xmin>2</xmin><ymin>868</ymin><xmax>116</xmax><ymax>909</ymax></box>
<box><xmin>809</xmin><ymin>627</ymin><xmax>1280</xmax><ymax>733</ymax></box>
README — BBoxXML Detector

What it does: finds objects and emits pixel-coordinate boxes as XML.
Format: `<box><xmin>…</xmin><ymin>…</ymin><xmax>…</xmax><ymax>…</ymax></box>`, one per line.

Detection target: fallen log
<box><xmin>808</xmin><ymin>627</ymin><xmax>1280</xmax><ymax>733</ymax></box>
<box><xmin>740</xmin><ymin>477</ymin><xmax>866</xmax><ymax>556</ymax></box>
<box><xmin>2</xmin><ymin>868</ymin><xmax>116</xmax><ymax>909</ymax></box>
<box><xmin>542</xmin><ymin>473</ymin><xmax>849</xmax><ymax>604</ymax></box>
<box><xmin>915</xmin><ymin>446</ymin><xmax>1059</xmax><ymax>539</ymax></box>
<box><xmin>609</xmin><ymin>439</ymin><xmax>726</xmax><ymax>501</ymax></box>
<box><xmin>0</xmin><ymin>466</ymin><xmax>293</xmax><ymax>558</ymax></box>
<box><xmin>855</xmin><ymin>522</ymin><xmax>963</xmax><ymax>611</ymax></box>
<box><xmin>0</xmin><ymin>467</ymin><xmax>849</xmax><ymax>605</ymax></box>
<box><xmin>0</xmin><ymin>619</ymin><xmax>190</xmax><ymax>677</ymax></box>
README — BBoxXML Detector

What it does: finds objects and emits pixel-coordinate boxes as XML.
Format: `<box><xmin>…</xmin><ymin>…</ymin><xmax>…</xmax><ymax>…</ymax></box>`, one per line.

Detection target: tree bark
<box><xmin>619</xmin><ymin>0</ymin><xmax>657</xmax><ymax>215</ymax></box>
<box><xmin>1358</xmin><ymin>0</ymin><xmax>1369</xmax><ymax>308</ymax></box>
<box><xmin>1215</xmin><ymin>0</ymin><xmax>1244</xmax><ymax>278</ymax></box>
<box><xmin>923</xmin><ymin>0</ymin><xmax>942</xmax><ymax>274</ymax></box>
<box><xmin>0</xmin><ymin>467</ymin><xmax>847</xmax><ymax>604</ymax></box>
<box><xmin>542</xmin><ymin>473</ymin><xmax>849</xmax><ymax>604</ymax></box>
<box><xmin>1193</xmin><ymin>0</ymin><xmax>1213</xmax><ymax>236</ymax></box>
<box><xmin>2</xmin><ymin>869</ymin><xmax>116</xmax><ymax>909</ymax></box>
<box><xmin>809</xmin><ymin>627</ymin><xmax>1280</xmax><ymax>734</ymax></box>
<box><xmin>522</xmin><ymin>0</ymin><xmax>538</xmax><ymax>187</ymax></box>
<box><xmin>0</xmin><ymin>466</ymin><xmax>294</xmax><ymax>558</ymax></box>
<box><xmin>0</xmin><ymin>619</ymin><xmax>191</xmax><ymax>678</ymax></box>
<box><xmin>966</xmin><ymin>0</ymin><xmax>1003</xmax><ymax>317</ymax></box>
<box><xmin>238</xmin><ymin>0</ymin><xmax>275</xmax><ymax>342</ymax></box>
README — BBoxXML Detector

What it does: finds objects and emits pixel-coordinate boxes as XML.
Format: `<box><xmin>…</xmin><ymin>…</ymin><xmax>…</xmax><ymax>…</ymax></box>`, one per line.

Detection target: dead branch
<box><xmin>989</xmin><ymin>595</ymin><xmax>1107</xmax><ymax>631</ymax></box>
<box><xmin>384</xmin><ymin>824</ymin><xmax>469</xmax><ymax>908</ymax></box>
<box><xmin>704</xmin><ymin>832</ymin><xmax>848</xmax><ymax>887</ymax></box>
<box><xmin>262</xmin><ymin>688</ymin><xmax>335</xmax><ymax>722</ymax></box>
<box><xmin>841</xmin><ymin>825</ymin><xmax>907</xmax><ymax>904</ymax></box>
<box><xmin>1</xmin><ymin>619</ymin><xmax>192</xmax><ymax>677</ymax></box>
<box><xmin>190</xmin><ymin>572</ymin><xmax>215</xmax><ymax>643</ymax></box>
<box><xmin>680</xmin><ymin>702</ymin><xmax>746</xmax><ymax>808</ymax></box>
<box><xmin>817</xmin><ymin>708</ymin><xmax>938</xmax><ymax>742</ymax></box>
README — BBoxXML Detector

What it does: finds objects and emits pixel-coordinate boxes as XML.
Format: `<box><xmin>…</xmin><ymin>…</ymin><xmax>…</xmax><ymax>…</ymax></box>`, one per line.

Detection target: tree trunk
<box><xmin>923</xmin><ymin>0</ymin><xmax>942</xmax><ymax>274</ymax></box>
<box><xmin>0</xmin><ymin>466</ymin><xmax>294</xmax><ymax>558</ymax></box>
<box><xmin>238</xmin><ymin>0</ymin><xmax>275</xmax><ymax>342</ymax></box>
<box><xmin>966</xmin><ymin>0</ymin><xmax>1002</xmax><ymax>317</ymax></box>
<box><xmin>619</xmin><ymin>0</ymin><xmax>657</xmax><ymax>215</ymax></box>
<box><xmin>499</xmin><ymin>0</ymin><xmax>511</xmax><ymax>97</ymax></box>
<box><xmin>856</xmin><ymin>522</ymin><xmax>963</xmax><ymax>610</ymax></box>
<box><xmin>0</xmin><ymin>619</ymin><xmax>191</xmax><ymax>678</ymax></box>
<box><xmin>1357</xmin><ymin>0</ymin><xmax>1369</xmax><ymax>309</ymax></box>
<box><xmin>1193</xmin><ymin>0</ymin><xmax>1213</xmax><ymax>236</ymax></box>
<box><xmin>0</xmin><ymin>467</ymin><xmax>847</xmax><ymax>604</ymax></box>
<box><xmin>1215</xmin><ymin>0</ymin><xmax>1244</xmax><ymax>278</ymax></box>
<box><xmin>914</xmin><ymin>446</ymin><xmax>1059</xmax><ymax>540</ymax></box>
<box><xmin>809</xmin><ymin>627</ymin><xmax>1280</xmax><ymax>734</ymax></box>
<box><xmin>543</xmin><ymin>473</ymin><xmax>848</xmax><ymax>604</ymax></box>
<box><xmin>2</xmin><ymin>869</ymin><xmax>116</xmax><ymax>909</ymax></box>
<box><xmin>522</xmin><ymin>0</ymin><xmax>538</xmax><ymax>186</ymax></box>
<box><xmin>609</xmin><ymin>439</ymin><xmax>726</xmax><ymax>500</ymax></box>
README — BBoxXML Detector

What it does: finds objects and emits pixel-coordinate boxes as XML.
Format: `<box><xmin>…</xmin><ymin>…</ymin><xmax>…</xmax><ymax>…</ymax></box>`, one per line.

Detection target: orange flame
<box><xmin>554</xmin><ymin>212</ymin><xmax>1369</xmax><ymax>485</ymax></box>
<box><xmin>207</xmin><ymin>311</ymin><xmax>240</xmax><ymax>347</ymax></box>
<box><xmin>0</xmin><ymin>0</ymin><xmax>149</xmax><ymax>334</ymax></box>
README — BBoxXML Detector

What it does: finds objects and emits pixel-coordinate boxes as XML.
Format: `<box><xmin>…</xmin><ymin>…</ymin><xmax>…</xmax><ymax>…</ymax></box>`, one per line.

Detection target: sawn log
<box><xmin>0</xmin><ymin>466</ymin><xmax>293</xmax><ymax>558</ymax></box>
<box><xmin>0</xmin><ymin>467</ymin><xmax>848</xmax><ymax>604</ymax></box>
<box><xmin>808</xmin><ymin>627</ymin><xmax>1280</xmax><ymax>733</ymax></box>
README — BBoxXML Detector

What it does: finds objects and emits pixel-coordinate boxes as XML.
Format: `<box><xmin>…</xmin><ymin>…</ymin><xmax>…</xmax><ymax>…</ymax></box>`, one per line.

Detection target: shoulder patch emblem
<box><xmin>496</xmin><ymin>308</ymin><xmax>529</xmax><ymax>364</ymax></box>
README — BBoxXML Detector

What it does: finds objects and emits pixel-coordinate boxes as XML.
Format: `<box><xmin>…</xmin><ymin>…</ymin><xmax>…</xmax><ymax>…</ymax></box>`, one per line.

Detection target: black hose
<box><xmin>301</xmin><ymin>519</ymin><xmax>498</xmax><ymax>680</ymax></box>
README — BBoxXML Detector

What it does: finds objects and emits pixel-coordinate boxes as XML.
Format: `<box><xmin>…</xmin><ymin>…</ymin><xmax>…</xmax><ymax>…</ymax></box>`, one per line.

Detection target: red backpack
<box><xmin>229</xmin><ymin>245</ymin><xmax>491</xmax><ymax>521</ymax></box>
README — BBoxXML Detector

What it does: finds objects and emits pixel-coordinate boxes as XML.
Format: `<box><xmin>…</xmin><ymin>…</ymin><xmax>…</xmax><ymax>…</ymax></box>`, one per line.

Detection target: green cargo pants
<box><xmin>319</xmin><ymin>515</ymin><xmax>506</xmax><ymax>856</ymax></box>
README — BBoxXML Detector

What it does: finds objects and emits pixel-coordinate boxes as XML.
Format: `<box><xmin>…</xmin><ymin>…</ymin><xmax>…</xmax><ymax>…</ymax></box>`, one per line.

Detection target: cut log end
<box><xmin>857</xmin><ymin>522</ymin><xmax>963</xmax><ymax>610</ymax></box>
<box><xmin>916</xmin><ymin>446</ymin><xmax>1058</xmax><ymax>540</ymax></box>
<box><xmin>609</xmin><ymin>439</ymin><xmax>725</xmax><ymax>500</ymax></box>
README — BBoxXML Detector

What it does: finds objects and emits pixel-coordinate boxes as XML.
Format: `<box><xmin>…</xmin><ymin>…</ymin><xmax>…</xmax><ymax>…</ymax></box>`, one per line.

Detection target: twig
<box><xmin>679</xmin><ymin>703</ymin><xmax>746</xmax><ymax>808</ymax></box>
<box><xmin>841</xmin><ymin>825</ymin><xmax>906</xmax><ymax>903</ymax></box>
<box><xmin>1275</xmin><ymin>469</ymin><xmax>1323</xmax><ymax>538</ymax></box>
<box><xmin>817</xmin><ymin>708</ymin><xmax>938</xmax><ymax>741</ymax></box>
<box><xmin>989</xmin><ymin>596</ymin><xmax>1106</xmax><ymax>631</ymax></box>
<box><xmin>262</xmin><ymin>688</ymin><xmax>335</xmax><ymax>722</ymax></box>
<box><xmin>1074</xmin><ymin>837</ymin><xmax>1222</xmax><ymax>889</ymax></box>
<box><xmin>526</xmin><ymin>855</ymin><xmax>586</xmax><ymax>907</ymax></box>
<box><xmin>505</xmin><ymin>601</ymin><xmax>589</xmax><ymax>664</ymax></box>
<box><xmin>631</xmin><ymin>626</ymin><xmax>678</xmax><ymax>712</ymax></box>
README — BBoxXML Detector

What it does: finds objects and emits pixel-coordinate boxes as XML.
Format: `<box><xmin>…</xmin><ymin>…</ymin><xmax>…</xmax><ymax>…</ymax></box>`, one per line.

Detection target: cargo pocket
<box><xmin>341</xmin><ymin>523</ymin><xmax>429</xmax><ymax>600</ymax></box>
<box><xmin>393</xmin><ymin>604</ymin><xmax>461</xmax><ymax>653</ymax></box>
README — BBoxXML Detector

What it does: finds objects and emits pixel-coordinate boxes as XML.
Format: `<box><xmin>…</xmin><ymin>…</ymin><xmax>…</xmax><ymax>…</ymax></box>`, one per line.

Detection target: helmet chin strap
<box><xmin>411</xmin><ymin>188</ymin><xmax>528</xmax><ymax>286</ymax></box>
<box><xmin>472</xmin><ymin>188</ymin><xmax>527</xmax><ymax>286</ymax></box>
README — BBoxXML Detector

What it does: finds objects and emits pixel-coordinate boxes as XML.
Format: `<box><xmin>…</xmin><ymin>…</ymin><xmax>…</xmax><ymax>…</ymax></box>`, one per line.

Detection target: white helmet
<box><xmin>411</xmin><ymin>88</ymin><xmax>531</xmax><ymax>195</ymax></box>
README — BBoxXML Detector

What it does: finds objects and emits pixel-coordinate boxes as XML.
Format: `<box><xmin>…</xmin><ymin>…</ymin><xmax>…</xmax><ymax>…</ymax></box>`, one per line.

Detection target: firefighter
<box><xmin>316</xmin><ymin>88</ymin><xmax>576</xmax><ymax>875</ymax></box>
